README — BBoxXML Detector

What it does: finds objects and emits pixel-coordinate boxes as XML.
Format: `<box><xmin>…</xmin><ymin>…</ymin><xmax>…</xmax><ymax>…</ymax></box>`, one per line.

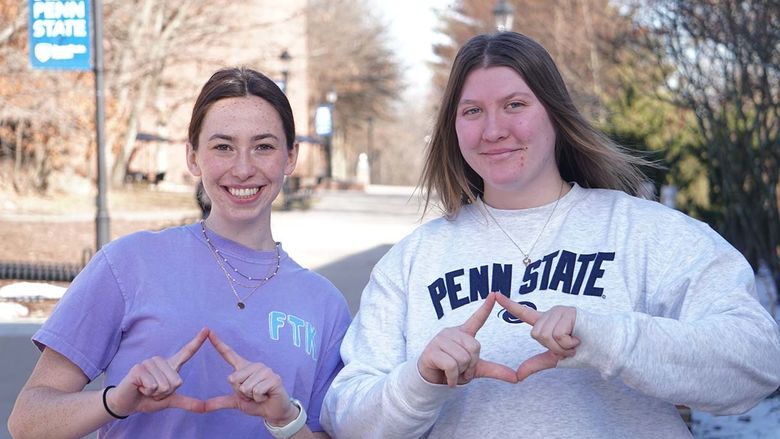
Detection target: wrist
<box><xmin>103</xmin><ymin>386</ymin><xmax>129</xmax><ymax>419</ymax></box>
<box><xmin>264</xmin><ymin>398</ymin><xmax>307</xmax><ymax>439</ymax></box>
<box><xmin>266</xmin><ymin>401</ymin><xmax>300</xmax><ymax>427</ymax></box>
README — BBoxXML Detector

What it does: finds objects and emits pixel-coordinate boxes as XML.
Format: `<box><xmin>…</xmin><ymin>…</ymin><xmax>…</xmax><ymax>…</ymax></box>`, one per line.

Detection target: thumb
<box><xmin>164</xmin><ymin>394</ymin><xmax>206</xmax><ymax>413</ymax></box>
<box><xmin>516</xmin><ymin>351</ymin><xmax>559</xmax><ymax>381</ymax></box>
<box><xmin>203</xmin><ymin>395</ymin><xmax>239</xmax><ymax>413</ymax></box>
<box><xmin>474</xmin><ymin>359</ymin><xmax>519</xmax><ymax>384</ymax></box>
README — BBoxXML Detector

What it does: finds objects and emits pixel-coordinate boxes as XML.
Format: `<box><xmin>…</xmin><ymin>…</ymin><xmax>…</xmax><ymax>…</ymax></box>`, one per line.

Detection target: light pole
<box><xmin>493</xmin><ymin>0</ymin><xmax>514</xmax><ymax>32</ymax></box>
<box><xmin>325</xmin><ymin>89</ymin><xmax>337</xmax><ymax>180</ymax></box>
<box><xmin>278</xmin><ymin>49</ymin><xmax>291</xmax><ymax>94</ymax></box>
<box><xmin>366</xmin><ymin>116</ymin><xmax>374</xmax><ymax>183</ymax></box>
<box><xmin>93</xmin><ymin>0</ymin><xmax>109</xmax><ymax>250</ymax></box>
<box><xmin>278</xmin><ymin>49</ymin><xmax>293</xmax><ymax>209</ymax></box>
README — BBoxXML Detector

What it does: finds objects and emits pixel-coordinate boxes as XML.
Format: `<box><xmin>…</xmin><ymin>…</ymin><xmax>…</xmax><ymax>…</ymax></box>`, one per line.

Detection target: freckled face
<box><xmin>187</xmin><ymin>96</ymin><xmax>297</xmax><ymax>231</ymax></box>
<box><xmin>455</xmin><ymin>66</ymin><xmax>560</xmax><ymax>207</ymax></box>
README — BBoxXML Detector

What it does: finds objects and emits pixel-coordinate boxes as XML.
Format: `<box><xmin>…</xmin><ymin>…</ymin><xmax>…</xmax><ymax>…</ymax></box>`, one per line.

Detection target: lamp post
<box><xmin>366</xmin><ymin>116</ymin><xmax>374</xmax><ymax>183</ymax></box>
<box><xmin>278</xmin><ymin>49</ymin><xmax>293</xmax><ymax>208</ymax></box>
<box><xmin>324</xmin><ymin>89</ymin><xmax>337</xmax><ymax>180</ymax></box>
<box><xmin>93</xmin><ymin>0</ymin><xmax>109</xmax><ymax>250</ymax></box>
<box><xmin>493</xmin><ymin>0</ymin><xmax>514</xmax><ymax>32</ymax></box>
<box><xmin>278</xmin><ymin>49</ymin><xmax>291</xmax><ymax>94</ymax></box>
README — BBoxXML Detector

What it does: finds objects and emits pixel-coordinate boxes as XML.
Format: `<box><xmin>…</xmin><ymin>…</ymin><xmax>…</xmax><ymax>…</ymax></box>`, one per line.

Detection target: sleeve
<box><xmin>320</xmin><ymin>262</ymin><xmax>457</xmax><ymax>439</ymax></box>
<box><xmin>559</xmin><ymin>223</ymin><xmax>780</xmax><ymax>415</ymax></box>
<box><xmin>304</xmin><ymin>293</ymin><xmax>351</xmax><ymax>432</ymax></box>
<box><xmin>32</xmin><ymin>249</ymin><xmax>127</xmax><ymax>381</ymax></box>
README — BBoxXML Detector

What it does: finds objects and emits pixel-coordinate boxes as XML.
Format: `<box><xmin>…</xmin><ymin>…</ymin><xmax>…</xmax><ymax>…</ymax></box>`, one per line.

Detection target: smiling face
<box><xmin>187</xmin><ymin>95</ymin><xmax>297</xmax><ymax>234</ymax></box>
<box><xmin>455</xmin><ymin>66</ymin><xmax>562</xmax><ymax>208</ymax></box>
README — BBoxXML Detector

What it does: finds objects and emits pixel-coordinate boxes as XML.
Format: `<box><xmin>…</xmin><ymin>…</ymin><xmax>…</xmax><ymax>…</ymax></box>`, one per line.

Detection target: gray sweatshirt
<box><xmin>321</xmin><ymin>184</ymin><xmax>780</xmax><ymax>438</ymax></box>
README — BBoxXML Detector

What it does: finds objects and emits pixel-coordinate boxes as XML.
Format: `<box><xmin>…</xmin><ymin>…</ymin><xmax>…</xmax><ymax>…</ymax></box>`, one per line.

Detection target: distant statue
<box><xmin>356</xmin><ymin>152</ymin><xmax>370</xmax><ymax>187</ymax></box>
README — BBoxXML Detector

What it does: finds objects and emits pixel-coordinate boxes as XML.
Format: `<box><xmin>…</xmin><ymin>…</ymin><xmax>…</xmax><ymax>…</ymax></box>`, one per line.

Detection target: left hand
<box><xmin>203</xmin><ymin>332</ymin><xmax>299</xmax><ymax>426</ymax></box>
<box><xmin>495</xmin><ymin>294</ymin><xmax>580</xmax><ymax>381</ymax></box>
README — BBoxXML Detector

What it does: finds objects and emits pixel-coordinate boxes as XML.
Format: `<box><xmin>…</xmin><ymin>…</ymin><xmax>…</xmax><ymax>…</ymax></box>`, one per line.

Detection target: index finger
<box><xmin>460</xmin><ymin>292</ymin><xmax>497</xmax><ymax>336</ymax></box>
<box><xmin>494</xmin><ymin>293</ymin><xmax>541</xmax><ymax>326</ymax></box>
<box><xmin>168</xmin><ymin>327</ymin><xmax>209</xmax><ymax>371</ymax></box>
<box><xmin>208</xmin><ymin>331</ymin><xmax>249</xmax><ymax>370</ymax></box>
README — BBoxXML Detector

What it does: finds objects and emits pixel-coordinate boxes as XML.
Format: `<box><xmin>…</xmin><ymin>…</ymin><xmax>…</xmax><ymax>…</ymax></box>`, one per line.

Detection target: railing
<box><xmin>0</xmin><ymin>249</ymin><xmax>91</xmax><ymax>282</ymax></box>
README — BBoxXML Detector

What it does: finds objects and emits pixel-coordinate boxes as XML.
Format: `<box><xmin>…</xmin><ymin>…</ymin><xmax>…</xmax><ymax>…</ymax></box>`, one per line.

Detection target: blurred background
<box><xmin>0</xmin><ymin>1</ymin><xmax>778</xmax><ymax>438</ymax></box>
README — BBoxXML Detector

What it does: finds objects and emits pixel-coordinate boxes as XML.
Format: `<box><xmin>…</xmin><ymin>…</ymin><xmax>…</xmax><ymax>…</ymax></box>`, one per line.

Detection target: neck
<box><xmin>203</xmin><ymin>217</ymin><xmax>275</xmax><ymax>250</ymax></box>
<box><xmin>484</xmin><ymin>178</ymin><xmax>569</xmax><ymax>210</ymax></box>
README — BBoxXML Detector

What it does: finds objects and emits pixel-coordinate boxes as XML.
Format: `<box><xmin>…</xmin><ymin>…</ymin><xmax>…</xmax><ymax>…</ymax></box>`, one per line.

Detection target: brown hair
<box><xmin>188</xmin><ymin>67</ymin><xmax>295</xmax><ymax>150</ymax></box>
<box><xmin>421</xmin><ymin>32</ymin><xmax>652</xmax><ymax>216</ymax></box>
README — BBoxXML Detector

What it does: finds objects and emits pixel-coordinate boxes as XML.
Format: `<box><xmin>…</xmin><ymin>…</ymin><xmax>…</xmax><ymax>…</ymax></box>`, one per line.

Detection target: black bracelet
<box><xmin>102</xmin><ymin>386</ymin><xmax>129</xmax><ymax>419</ymax></box>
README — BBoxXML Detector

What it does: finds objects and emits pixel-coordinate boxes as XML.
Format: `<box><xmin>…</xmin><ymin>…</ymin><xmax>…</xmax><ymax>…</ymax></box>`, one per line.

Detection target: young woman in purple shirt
<box><xmin>9</xmin><ymin>67</ymin><xmax>351</xmax><ymax>439</ymax></box>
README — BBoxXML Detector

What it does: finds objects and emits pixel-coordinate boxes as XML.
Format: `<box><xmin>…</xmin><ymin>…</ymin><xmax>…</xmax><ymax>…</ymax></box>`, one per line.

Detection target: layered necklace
<box><xmin>483</xmin><ymin>180</ymin><xmax>566</xmax><ymax>267</ymax></box>
<box><xmin>201</xmin><ymin>220</ymin><xmax>281</xmax><ymax>309</ymax></box>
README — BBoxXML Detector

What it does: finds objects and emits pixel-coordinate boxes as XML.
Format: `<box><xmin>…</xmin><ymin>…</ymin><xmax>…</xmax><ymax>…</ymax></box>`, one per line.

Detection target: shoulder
<box><xmin>578</xmin><ymin>187</ymin><xmax>732</xmax><ymax>250</ymax></box>
<box><xmin>370</xmin><ymin>208</ymin><xmax>482</xmax><ymax>283</ymax></box>
<box><xmin>580</xmin><ymin>187</ymin><xmax>704</xmax><ymax>225</ymax></box>
<box><xmin>385</xmin><ymin>209</ymin><xmax>478</xmax><ymax>255</ymax></box>
<box><xmin>102</xmin><ymin>223</ymin><xmax>195</xmax><ymax>255</ymax></box>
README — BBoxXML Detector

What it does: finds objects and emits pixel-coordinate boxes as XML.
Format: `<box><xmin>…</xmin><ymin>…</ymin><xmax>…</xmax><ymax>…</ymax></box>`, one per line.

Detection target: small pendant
<box><xmin>523</xmin><ymin>256</ymin><xmax>531</xmax><ymax>266</ymax></box>
<box><xmin>237</xmin><ymin>302</ymin><xmax>245</xmax><ymax>310</ymax></box>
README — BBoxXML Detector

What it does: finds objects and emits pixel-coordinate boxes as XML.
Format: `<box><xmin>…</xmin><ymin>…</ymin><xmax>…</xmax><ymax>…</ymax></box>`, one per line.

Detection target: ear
<box><xmin>284</xmin><ymin>143</ymin><xmax>299</xmax><ymax>176</ymax></box>
<box><xmin>186</xmin><ymin>142</ymin><xmax>201</xmax><ymax>177</ymax></box>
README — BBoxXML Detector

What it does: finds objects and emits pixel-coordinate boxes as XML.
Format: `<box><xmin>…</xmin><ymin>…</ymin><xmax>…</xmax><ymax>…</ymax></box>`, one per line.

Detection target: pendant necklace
<box><xmin>201</xmin><ymin>221</ymin><xmax>281</xmax><ymax>309</ymax></box>
<box><xmin>483</xmin><ymin>180</ymin><xmax>566</xmax><ymax>267</ymax></box>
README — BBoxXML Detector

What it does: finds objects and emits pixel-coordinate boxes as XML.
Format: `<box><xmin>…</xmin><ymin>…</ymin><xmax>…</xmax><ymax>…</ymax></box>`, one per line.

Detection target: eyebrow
<box><xmin>459</xmin><ymin>92</ymin><xmax>533</xmax><ymax>105</ymax></box>
<box><xmin>207</xmin><ymin>133</ymin><xmax>280</xmax><ymax>142</ymax></box>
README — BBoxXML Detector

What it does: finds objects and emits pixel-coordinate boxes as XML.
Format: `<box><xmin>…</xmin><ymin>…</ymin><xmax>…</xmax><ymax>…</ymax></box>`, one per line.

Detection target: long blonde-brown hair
<box><xmin>420</xmin><ymin>32</ymin><xmax>652</xmax><ymax>217</ymax></box>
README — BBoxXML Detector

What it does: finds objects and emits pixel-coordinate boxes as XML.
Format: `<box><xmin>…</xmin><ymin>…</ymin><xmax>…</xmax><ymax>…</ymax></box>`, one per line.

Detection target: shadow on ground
<box><xmin>313</xmin><ymin>244</ymin><xmax>392</xmax><ymax>316</ymax></box>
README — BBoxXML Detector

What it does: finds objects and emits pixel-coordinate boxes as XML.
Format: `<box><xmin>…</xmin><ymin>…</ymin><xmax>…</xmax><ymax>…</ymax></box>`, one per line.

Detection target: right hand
<box><xmin>202</xmin><ymin>331</ymin><xmax>297</xmax><ymax>424</ymax></box>
<box><xmin>417</xmin><ymin>292</ymin><xmax>518</xmax><ymax>387</ymax></box>
<box><xmin>105</xmin><ymin>327</ymin><xmax>210</xmax><ymax>416</ymax></box>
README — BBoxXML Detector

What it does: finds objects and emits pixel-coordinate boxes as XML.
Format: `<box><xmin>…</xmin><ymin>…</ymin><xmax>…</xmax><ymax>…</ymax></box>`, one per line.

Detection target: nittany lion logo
<box><xmin>497</xmin><ymin>301</ymin><xmax>536</xmax><ymax>324</ymax></box>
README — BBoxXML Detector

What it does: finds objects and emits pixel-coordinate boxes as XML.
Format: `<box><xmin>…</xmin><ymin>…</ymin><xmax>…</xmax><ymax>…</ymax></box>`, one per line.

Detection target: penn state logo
<box><xmin>497</xmin><ymin>301</ymin><xmax>536</xmax><ymax>324</ymax></box>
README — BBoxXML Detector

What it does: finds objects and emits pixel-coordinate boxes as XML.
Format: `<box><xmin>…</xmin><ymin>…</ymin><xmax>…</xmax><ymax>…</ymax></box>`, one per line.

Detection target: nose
<box><xmin>481</xmin><ymin>111</ymin><xmax>508</xmax><ymax>143</ymax></box>
<box><xmin>231</xmin><ymin>150</ymin><xmax>256</xmax><ymax>180</ymax></box>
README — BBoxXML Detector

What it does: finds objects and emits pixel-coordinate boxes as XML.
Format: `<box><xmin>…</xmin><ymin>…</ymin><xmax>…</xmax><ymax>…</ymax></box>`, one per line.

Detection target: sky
<box><xmin>371</xmin><ymin>0</ymin><xmax>455</xmax><ymax>95</ymax></box>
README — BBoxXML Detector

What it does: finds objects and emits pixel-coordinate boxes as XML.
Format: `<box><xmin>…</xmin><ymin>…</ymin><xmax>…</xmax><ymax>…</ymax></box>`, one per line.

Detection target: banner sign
<box><xmin>315</xmin><ymin>105</ymin><xmax>333</xmax><ymax>137</ymax></box>
<box><xmin>29</xmin><ymin>0</ymin><xmax>91</xmax><ymax>70</ymax></box>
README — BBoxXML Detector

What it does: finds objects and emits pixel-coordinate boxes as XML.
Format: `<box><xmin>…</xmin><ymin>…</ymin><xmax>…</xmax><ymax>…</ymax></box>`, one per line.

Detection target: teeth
<box><xmin>229</xmin><ymin>187</ymin><xmax>259</xmax><ymax>198</ymax></box>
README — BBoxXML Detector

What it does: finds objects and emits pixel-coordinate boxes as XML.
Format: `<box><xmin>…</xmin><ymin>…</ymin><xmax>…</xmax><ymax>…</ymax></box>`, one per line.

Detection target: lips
<box><xmin>483</xmin><ymin>146</ymin><xmax>527</xmax><ymax>156</ymax></box>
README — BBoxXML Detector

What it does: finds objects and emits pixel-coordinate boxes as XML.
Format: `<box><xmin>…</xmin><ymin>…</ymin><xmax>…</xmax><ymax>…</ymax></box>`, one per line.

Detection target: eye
<box><xmin>506</xmin><ymin>101</ymin><xmax>525</xmax><ymax>110</ymax></box>
<box><xmin>213</xmin><ymin>143</ymin><xmax>231</xmax><ymax>151</ymax></box>
<box><xmin>462</xmin><ymin>107</ymin><xmax>481</xmax><ymax>117</ymax></box>
<box><xmin>256</xmin><ymin>143</ymin><xmax>275</xmax><ymax>151</ymax></box>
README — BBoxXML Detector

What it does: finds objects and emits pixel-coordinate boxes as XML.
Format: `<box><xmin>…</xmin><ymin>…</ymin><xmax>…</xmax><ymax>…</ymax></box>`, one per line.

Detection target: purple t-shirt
<box><xmin>33</xmin><ymin>223</ymin><xmax>351</xmax><ymax>438</ymax></box>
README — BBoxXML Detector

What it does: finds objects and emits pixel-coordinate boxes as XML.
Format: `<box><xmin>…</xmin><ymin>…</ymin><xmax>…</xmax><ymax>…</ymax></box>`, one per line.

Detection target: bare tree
<box><xmin>101</xmin><ymin>0</ymin><xmax>243</xmax><ymax>186</ymax></box>
<box><xmin>431</xmin><ymin>0</ymin><xmax>632</xmax><ymax>120</ymax></box>
<box><xmin>0</xmin><ymin>1</ymin><xmax>94</xmax><ymax>193</ymax></box>
<box><xmin>633</xmin><ymin>0</ymin><xmax>780</xmax><ymax>294</ymax></box>
<box><xmin>306</xmin><ymin>0</ymin><xmax>405</xmax><ymax>181</ymax></box>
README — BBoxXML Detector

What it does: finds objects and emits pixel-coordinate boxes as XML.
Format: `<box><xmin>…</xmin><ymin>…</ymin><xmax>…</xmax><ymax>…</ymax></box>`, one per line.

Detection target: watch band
<box><xmin>264</xmin><ymin>398</ymin><xmax>307</xmax><ymax>439</ymax></box>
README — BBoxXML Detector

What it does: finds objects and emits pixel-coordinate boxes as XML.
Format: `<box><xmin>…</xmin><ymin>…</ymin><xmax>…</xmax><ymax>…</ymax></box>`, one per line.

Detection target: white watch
<box><xmin>264</xmin><ymin>398</ymin><xmax>307</xmax><ymax>439</ymax></box>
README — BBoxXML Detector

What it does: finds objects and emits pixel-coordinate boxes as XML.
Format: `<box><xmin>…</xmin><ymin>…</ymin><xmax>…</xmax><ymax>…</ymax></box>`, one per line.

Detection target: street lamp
<box><xmin>324</xmin><ymin>89</ymin><xmax>337</xmax><ymax>180</ymax></box>
<box><xmin>278</xmin><ymin>49</ymin><xmax>291</xmax><ymax>94</ymax></box>
<box><xmin>326</xmin><ymin>89</ymin><xmax>338</xmax><ymax>106</ymax></box>
<box><xmin>493</xmin><ymin>0</ymin><xmax>514</xmax><ymax>32</ymax></box>
<box><xmin>366</xmin><ymin>116</ymin><xmax>374</xmax><ymax>182</ymax></box>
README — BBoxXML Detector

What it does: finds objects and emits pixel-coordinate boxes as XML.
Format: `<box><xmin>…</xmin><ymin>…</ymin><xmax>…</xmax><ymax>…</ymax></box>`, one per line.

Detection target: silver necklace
<box><xmin>201</xmin><ymin>221</ymin><xmax>281</xmax><ymax>309</ymax></box>
<box><xmin>483</xmin><ymin>181</ymin><xmax>566</xmax><ymax>267</ymax></box>
<box><xmin>201</xmin><ymin>221</ymin><xmax>272</xmax><ymax>283</ymax></box>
